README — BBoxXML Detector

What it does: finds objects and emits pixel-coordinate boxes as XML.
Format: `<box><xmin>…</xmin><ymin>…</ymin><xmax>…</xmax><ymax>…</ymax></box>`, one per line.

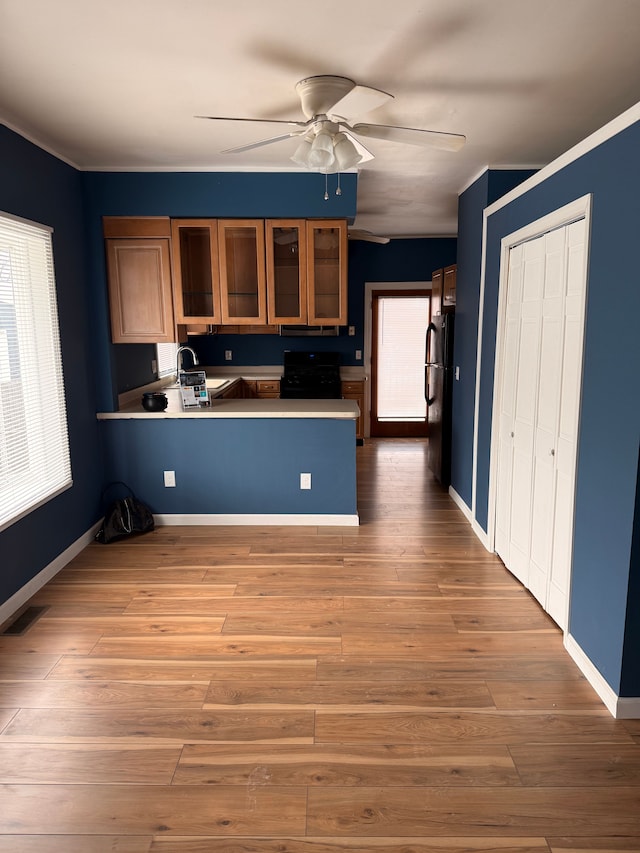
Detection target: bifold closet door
<box><xmin>495</xmin><ymin>218</ymin><xmax>587</xmax><ymax>630</ymax></box>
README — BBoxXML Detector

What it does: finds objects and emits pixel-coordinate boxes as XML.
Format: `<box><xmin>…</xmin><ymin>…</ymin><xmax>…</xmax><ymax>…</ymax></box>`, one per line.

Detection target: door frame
<box><xmin>363</xmin><ymin>281</ymin><xmax>431</xmax><ymax>438</ymax></box>
<box><xmin>486</xmin><ymin>194</ymin><xmax>592</xmax><ymax>629</ymax></box>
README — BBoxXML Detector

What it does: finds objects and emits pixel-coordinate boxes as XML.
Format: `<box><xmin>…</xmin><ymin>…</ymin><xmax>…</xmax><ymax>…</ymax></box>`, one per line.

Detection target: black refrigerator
<box><xmin>425</xmin><ymin>312</ymin><xmax>455</xmax><ymax>487</ymax></box>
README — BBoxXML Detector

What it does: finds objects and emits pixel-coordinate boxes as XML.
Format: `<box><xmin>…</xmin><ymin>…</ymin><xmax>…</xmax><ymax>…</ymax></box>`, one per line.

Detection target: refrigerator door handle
<box><xmin>425</xmin><ymin>366</ymin><xmax>435</xmax><ymax>406</ymax></box>
<box><xmin>425</xmin><ymin>322</ymin><xmax>435</xmax><ymax>367</ymax></box>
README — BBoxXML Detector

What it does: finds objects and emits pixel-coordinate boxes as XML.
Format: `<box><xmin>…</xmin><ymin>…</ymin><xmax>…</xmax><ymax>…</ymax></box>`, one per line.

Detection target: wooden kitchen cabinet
<box><xmin>256</xmin><ymin>379</ymin><xmax>281</xmax><ymax>399</ymax></box>
<box><xmin>218</xmin><ymin>220</ymin><xmax>267</xmax><ymax>324</ymax></box>
<box><xmin>341</xmin><ymin>379</ymin><xmax>365</xmax><ymax>440</ymax></box>
<box><xmin>265</xmin><ymin>220</ymin><xmax>308</xmax><ymax>324</ymax></box>
<box><xmin>306</xmin><ymin>220</ymin><xmax>348</xmax><ymax>325</ymax></box>
<box><xmin>103</xmin><ymin>217</ymin><xmax>175</xmax><ymax>343</ymax></box>
<box><xmin>443</xmin><ymin>264</ymin><xmax>457</xmax><ymax>307</ymax></box>
<box><xmin>171</xmin><ymin>219</ymin><xmax>222</xmax><ymax>325</ymax></box>
<box><xmin>431</xmin><ymin>267</ymin><xmax>443</xmax><ymax>317</ymax></box>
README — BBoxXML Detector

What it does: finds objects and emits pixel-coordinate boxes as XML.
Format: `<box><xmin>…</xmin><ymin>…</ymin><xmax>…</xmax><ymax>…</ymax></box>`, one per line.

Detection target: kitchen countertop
<box><xmin>98</xmin><ymin>386</ymin><xmax>359</xmax><ymax>420</ymax></box>
<box><xmin>105</xmin><ymin>365</ymin><xmax>365</xmax><ymax>420</ymax></box>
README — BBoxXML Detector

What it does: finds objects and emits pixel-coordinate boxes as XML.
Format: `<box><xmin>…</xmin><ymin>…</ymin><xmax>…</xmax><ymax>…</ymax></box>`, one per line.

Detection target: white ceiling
<box><xmin>2</xmin><ymin>0</ymin><xmax>640</xmax><ymax>237</ymax></box>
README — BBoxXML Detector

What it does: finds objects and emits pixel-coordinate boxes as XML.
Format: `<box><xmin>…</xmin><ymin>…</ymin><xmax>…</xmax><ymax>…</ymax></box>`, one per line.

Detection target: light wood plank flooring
<box><xmin>0</xmin><ymin>438</ymin><xmax>638</xmax><ymax>852</ymax></box>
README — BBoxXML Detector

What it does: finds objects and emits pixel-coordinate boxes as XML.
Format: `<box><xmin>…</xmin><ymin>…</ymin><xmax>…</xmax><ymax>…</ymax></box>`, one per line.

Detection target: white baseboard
<box><xmin>448</xmin><ymin>486</ymin><xmax>492</xmax><ymax>552</ymax></box>
<box><xmin>564</xmin><ymin>633</ymin><xmax>639</xmax><ymax>719</ymax></box>
<box><xmin>448</xmin><ymin>486</ymin><xmax>473</xmax><ymax>521</ymax></box>
<box><xmin>0</xmin><ymin>522</ymin><xmax>101</xmax><ymax>627</ymax></box>
<box><xmin>153</xmin><ymin>513</ymin><xmax>360</xmax><ymax>527</ymax></box>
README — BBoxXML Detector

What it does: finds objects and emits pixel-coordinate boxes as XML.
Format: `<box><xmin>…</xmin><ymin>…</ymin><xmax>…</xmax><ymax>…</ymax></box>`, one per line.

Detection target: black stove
<box><xmin>280</xmin><ymin>351</ymin><xmax>342</xmax><ymax>399</ymax></box>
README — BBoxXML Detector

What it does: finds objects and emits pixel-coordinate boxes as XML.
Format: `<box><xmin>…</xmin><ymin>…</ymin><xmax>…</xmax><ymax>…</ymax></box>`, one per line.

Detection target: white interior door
<box><xmin>494</xmin><ymin>217</ymin><xmax>587</xmax><ymax>630</ymax></box>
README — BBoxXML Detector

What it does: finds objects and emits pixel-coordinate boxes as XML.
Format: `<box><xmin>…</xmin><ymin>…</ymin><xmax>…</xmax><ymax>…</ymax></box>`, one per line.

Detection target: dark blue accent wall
<box><xmin>452</xmin><ymin>170</ymin><xmax>536</xmax><ymax>506</ymax></box>
<box><xmin>0</xmin><ymin>125</ymin><xmax>104</xmax><ymax>604</ymax></box>
<box><xmin>472</xmin><ymin>121</ymin><xmax>640</xmax><ymax>695</ymax></box>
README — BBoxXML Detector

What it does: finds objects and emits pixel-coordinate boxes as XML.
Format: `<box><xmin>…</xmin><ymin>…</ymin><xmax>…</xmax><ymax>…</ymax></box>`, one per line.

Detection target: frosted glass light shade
<box><xmin>291</xmin><ymin>137</ymin><xmax>313</xmax><ymax>167</ymax></box>
<box><xmin>333</xmin><ymin>133</ymin><xmax>362</xmax><ymax>170</ymax></box>
<box><xmin>307</xmin><ymin>130</ymin><xmax>335</xmax><ymax>170</ymax></box>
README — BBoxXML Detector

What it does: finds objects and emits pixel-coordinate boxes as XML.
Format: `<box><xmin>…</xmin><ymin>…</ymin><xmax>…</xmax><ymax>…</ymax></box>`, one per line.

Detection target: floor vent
<box><xmin>1</xmin><ymin>606</ymin><xmax>49</xmax><ymax>635</ymax></box>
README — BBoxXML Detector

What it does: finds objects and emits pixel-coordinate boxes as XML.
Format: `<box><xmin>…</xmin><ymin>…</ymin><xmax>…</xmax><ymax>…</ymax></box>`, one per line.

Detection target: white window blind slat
<box><xmin>0</xmin><ymin>211</ymin><xmax>72</xmax><ymax>532</ymax></box>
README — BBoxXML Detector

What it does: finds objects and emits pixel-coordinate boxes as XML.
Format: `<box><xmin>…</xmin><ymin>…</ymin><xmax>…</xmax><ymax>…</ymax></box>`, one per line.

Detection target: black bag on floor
<box><xmin>95</xmin><ymin>482</ymin><xmax>155</xmax><ymax>544</ymax></box>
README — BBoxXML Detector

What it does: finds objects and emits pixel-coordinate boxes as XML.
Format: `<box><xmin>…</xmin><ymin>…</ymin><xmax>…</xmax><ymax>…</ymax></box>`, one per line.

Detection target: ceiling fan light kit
<box><xmin>198</xmin><ymin>74</ymin><xmax>466</xmax><ymax>175</ymax></box>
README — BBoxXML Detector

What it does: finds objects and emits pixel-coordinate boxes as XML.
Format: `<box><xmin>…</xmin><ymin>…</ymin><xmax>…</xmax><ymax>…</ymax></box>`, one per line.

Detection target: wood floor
<box><xmin>1</xmin><ymin>438</ymin><xmax>639</xmax><ymax>852</ymax></box>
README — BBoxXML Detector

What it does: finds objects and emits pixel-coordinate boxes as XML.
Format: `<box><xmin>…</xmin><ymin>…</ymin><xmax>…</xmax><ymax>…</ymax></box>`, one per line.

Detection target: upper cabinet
<box><xmin>218</xmin><ymin>220</ymin><xmax>267</xmax><ymax>325</ymax></box>
<box><xmin>443</xmin><ymin>264</ymin><xmax>457</xmax><ymax>308</ymax></box>
<box><xmin>171</xmin><ymin>219</ymin><xmax>222</xmax><ymax>325</ymax></box>
<box><xmin>103</xmin><ymin>216</ymin><xmax>348</xmax><ymax>341</ymax></box>
<box><xmin>265</xmin><ymin>220</ymin><xmax>308</xmax><ymax>325</ymax></box>
<box><xmin>306</xmin><ymin>220</ymin><xmax>348</xmax><ymax>325</ymax></box>
<box><xmin>431</xmin><ymin>263</ymin><xmax>456</xmax><ymax>316</ymax></box>
<box><xmin>103</xmin><ymin>217</ymin><xmax>175</xmax><ymax>343</ymax></box>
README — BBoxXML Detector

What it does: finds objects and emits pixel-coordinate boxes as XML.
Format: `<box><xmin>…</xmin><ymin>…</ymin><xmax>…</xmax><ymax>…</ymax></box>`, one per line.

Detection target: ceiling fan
<box><xmin>197</xmin><ymin>75</ymin><xmax>466</xmax><ymax>173</ymax></box>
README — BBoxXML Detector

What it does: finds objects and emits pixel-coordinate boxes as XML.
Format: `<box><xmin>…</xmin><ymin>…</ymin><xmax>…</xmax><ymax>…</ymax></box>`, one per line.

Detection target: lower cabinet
<box><xmin>242</xmin><ymin>379</ymin><xmax>281</xmax><ymax>399</ymax></box>
<box><xmin>341</xmin><ymin>380</ymin><xmax>365</xmax><ymax>440</ymax></box>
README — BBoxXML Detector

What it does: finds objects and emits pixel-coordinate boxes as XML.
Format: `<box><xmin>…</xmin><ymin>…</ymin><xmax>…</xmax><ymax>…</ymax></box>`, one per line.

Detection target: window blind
<box><xmin>156</xmin><ymin>342</ymin><xmax>178</xmax><ymax>377</ymax></box>
<box><xmin>0</xmin><ymin>211</ymin><xmax>72</xmax><ymax>532</ymax></box>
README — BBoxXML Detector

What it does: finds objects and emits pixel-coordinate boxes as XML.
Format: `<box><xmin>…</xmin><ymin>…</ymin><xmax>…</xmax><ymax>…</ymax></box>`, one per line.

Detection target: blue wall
<box><xmin>0</xmin><ymin>125</ymin><xmax>104</xmax><ymax>604</ymax></box>
<box><xmin>471</xmin><ymin>119</ymin><xmax>640</xmax><ymax>695</ymax></box>
<box><xmin>100</xmin><ymin>417</ymin><xmax>357</xmax><ymax>516</ymax></box>
<box><xmin>452</xmin><ymin>170</ymin><xmax>536</xmax><ymax>506</ymax></box>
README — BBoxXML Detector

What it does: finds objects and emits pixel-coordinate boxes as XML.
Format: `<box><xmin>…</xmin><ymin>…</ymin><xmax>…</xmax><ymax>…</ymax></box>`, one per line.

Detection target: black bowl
<box><xmin>141</xmin><ymin>392</ymin><xmax>168</xmax><ymax>412</ymax></box>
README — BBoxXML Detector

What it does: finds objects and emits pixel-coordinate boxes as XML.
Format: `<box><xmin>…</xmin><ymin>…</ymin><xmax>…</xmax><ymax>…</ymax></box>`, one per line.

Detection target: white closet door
<box><xmin>529</xmin><ymin>226</ymin><xmax>566</xmax><ymax>607</ymax></box>
<box><xmin>495</xmin><ymin>244</ymin><xmax>524</xmax><ymax>571</ymax></box>
<box><xmin>546</xmin><ymin>218</ymin><xmax>586</xmax><ymax>626</ymax></box>
<box><xmin>495</xmin><ymin>217</ymin><xmax>587</xmax><ymax>632</ymax></box>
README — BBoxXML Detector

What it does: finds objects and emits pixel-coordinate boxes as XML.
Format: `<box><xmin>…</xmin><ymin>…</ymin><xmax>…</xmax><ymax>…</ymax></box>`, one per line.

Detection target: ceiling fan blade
<box><xmin>328</xmin><ymin>85</ymin><xmax>393</xmax><ymax>121</ymax></box>
<box><xmin>196</xmin><ymin>115</ymin><xmax>307</xmax><ymax>129</ymax></box>
<box><xmin>351</xmin><ymin>122</ymin><xmax>466</xmax><ymax>152</ymax></box>
<box><xmin>348</xmin><ymin>229</ymin><xmax>390</xmax><ymax>244</ymax></box>
<box><xmin>221</xmin><ymin>130</ymin><xmax>305</xmax><ymax>155</ymax></box>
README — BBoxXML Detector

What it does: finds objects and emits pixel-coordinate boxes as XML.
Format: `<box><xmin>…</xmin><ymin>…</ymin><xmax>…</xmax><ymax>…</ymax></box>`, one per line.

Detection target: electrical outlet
<box><xmin>151</xmin><ymin>359</ymin><xmax>158</xmax><ymax>375</ymax></box>
<box><xmin>300</xmin><ymin>472</ymin><xmax>312</xmax><ymax>490</ymax></box>
<box><xmin>225</xmin><ymin>350</ymin><xmax>232</xmax><ymax>361</ymax></box>
<box><xmin>164</xmin><ymin>470</ymin><xmax>176</xmax><ymax>487</ymax></box>
<box><xmin>455</xmin><ymin>366</ymin><xmax>460</xmax><ymax>380</ymax></box>
<box><xmin>355</xmin><ymin>349</ymin><xmax>362</xmax><ymax>360</ymax></box>
<box><xmin>348</xmin><ymin>326</ymin><xmax>355</xmax><ymax>336</ymax></box>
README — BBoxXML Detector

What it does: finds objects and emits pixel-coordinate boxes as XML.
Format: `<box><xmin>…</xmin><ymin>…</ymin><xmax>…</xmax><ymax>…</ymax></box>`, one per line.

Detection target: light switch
<box><xmin>455</xmin><ymin>366</ymin><xmax>460</xmax><ymax>380</ymax></box>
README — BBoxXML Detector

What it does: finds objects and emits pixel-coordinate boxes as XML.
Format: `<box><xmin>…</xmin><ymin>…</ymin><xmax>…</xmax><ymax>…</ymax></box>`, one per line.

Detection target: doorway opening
<box><xmin>369</xmin><ymin>289</ymin><xmax>430</xmax><ymax>437</ymax></box>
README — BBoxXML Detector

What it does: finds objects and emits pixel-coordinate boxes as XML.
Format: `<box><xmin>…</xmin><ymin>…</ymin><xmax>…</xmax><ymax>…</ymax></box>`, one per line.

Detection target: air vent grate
<box><xmin>1</xmin><ymin>606</ymin><xmax>48</xmax><ymax>635</ymax></box>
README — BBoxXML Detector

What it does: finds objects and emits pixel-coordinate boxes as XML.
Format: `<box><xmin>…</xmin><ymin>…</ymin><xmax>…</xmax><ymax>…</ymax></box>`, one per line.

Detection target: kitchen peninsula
<box><xmin>97</xmin><ymin>389</ymin><xmax>359</xmax><ymax>525</ymax></box>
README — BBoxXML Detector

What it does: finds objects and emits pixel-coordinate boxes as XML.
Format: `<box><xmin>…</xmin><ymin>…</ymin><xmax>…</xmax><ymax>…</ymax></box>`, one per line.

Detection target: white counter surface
<box><xmin>98</xmin><ymin>389</ymin><xmax>359</xmax><ymax>420</ymax></box>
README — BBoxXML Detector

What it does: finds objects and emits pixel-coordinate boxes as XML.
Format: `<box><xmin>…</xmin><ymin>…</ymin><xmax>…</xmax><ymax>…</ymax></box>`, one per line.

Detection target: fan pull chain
<box><xmin>336</xmin><ymin>173</ymin><xmax>342</xmax><ymax>196</ymax></box>
<box><xmin>324</xmin><ymin>174</ymin><xmax>329</xmax><ymax>201</ymax></box>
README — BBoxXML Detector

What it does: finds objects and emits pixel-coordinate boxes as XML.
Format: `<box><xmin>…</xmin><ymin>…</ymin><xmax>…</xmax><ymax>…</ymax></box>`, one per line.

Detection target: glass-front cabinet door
<box><xmin>170</xmin><ymin>220</ymin><xmax>222</xmax><ymax>324</ymax></box>
<box><xmin>218</xmin><ymin>220</ymin><xmax>267</xmax><ymax>324</ymax></box>
<box><xmin>306</xmin><ymin>220</ymin><xmax>348</xmax><ymax>325</ymax></box>
<box><xmin>266</xmin><ymin>220</ymin><xmax>307</xmax><ymax>324</ymax></box>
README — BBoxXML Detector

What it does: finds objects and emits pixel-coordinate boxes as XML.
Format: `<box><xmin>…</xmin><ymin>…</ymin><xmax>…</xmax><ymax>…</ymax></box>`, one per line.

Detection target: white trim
<box><xmin>564</xmin><ymin>633</ymin><xmax>620</xmax><ymax>717</ymax></box>
<box><xmin>0</xmin><ymin>522</ymin><xmax>101</xmax><ymax>627</ymax></box>
<box><xmin>0</xmin><ymin>208</ymin><xmax>54</xmax><ymax>233</ymax></box>
<box><xmin>471</xmin><ymin>212</ymin><xmax>489</xmax><ymax>521</ymax></box>
<box><xmin>153</xmin><ymin>513</ymin><xmax>360</xmax><ymax>527</ymax></box>
<box><xmin>616</xmin><ymin>697</ymin><xmax>640</xmax><ymax>720</ymax></box>
<box><xmin>457</xmin><ymin>164</ymin><xmax>545</xmax><ymax>199</ymax></box>
<box><xmin>448</xmin><ymin>486</ymin><xmax>473</xmax><ymax>522</ymax></box>
<box><xmin>450</xmin><ymin>485</ymin><xmax>493</xmax><ymax>552</ymax></box>
<box><xmin>0</xmin><ymin>119</ymin><xmax>80</xmax><ymax>169</ymax></box>
<box><xmin>363</xmin><ymin>281</ymin><xmax>431</xmax><ymax>437</ymax></box>
<box><xmin>484</xmin><ymin>101</ymin><xmax>640</xmax><ymax>219</ymax></box>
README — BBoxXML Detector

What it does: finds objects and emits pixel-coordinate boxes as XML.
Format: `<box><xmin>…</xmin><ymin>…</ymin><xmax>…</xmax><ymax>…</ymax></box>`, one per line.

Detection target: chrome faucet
<box><xmin>176</xmin><ymin>345</ymin><xmax>199</xmax><ymax>377</ymax></box>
